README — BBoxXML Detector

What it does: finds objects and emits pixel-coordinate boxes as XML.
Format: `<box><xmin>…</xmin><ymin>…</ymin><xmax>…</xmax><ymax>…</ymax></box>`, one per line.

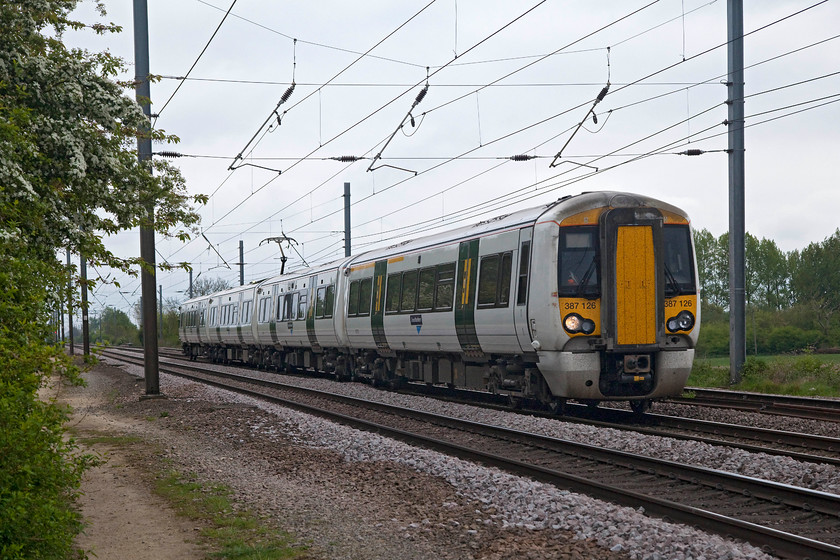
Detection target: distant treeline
<box><xmin>693</xmin><ymin>228</ymin><xmax>840</xmax><ymax>356</ymax></box>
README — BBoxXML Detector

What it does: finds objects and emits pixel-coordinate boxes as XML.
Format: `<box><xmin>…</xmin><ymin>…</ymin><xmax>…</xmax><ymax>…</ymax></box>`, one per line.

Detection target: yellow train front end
<box><xmin>531</xmin><ymin>192</ymin><xmax>699</xmax><ymax>405</ymax></box>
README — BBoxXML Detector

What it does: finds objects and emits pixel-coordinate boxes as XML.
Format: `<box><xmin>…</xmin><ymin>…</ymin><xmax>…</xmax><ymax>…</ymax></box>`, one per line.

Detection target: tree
<box><xmin>191</xmin><ymin>275</ymin><xmax>234</xmax><ymax>297</ymax></box>
<box><xmin>0</xmin><ymin>2</ymin><xmax>204</xmax><ymax>557</ymax></box>
<box><xmin>791</xmin><ymin>230</ymin><xmax>840</xmax><ymax>336</ymax></box>
<box><xmin>692</xmin><ymin>228</ymin><xmax>728</xmax><ymax>307</ymax></box>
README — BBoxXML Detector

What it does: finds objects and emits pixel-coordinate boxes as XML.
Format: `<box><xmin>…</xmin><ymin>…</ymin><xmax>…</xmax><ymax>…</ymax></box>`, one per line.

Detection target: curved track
<box><xmin>102</xmin><ymin>348</ymin><xmax>840</xmax><ymax>559</ymax></box>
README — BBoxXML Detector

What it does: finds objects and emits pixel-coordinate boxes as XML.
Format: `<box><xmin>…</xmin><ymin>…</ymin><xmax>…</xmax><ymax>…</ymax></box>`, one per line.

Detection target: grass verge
<box><xmin>75</xmin><ymin>432</ymin><xmax>311</xmax><ymax>560</ymax></box>
<box><xmin>689</xmin><ymin>354</ymin><xmax>840</xmax><ymax>396</ymax></box>
<box><xmin>153</xmin><ymin>470</ymin><xmax>311</xmax><ymax>560</ymax></box>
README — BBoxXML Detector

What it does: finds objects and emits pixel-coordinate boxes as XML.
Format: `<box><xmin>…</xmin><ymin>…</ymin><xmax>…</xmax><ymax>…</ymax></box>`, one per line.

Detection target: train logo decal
<box><xmin>410</xmin><ymin>314</ymin><xmax>423</xmax><ymax>333</ymax></box>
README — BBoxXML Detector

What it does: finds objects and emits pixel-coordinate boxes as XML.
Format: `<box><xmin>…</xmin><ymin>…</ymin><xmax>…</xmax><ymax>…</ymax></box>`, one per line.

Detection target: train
<box><xmin>179</xmin><ymin>191</ymin><xmax>700</xmax><ymax>413</ymax></box>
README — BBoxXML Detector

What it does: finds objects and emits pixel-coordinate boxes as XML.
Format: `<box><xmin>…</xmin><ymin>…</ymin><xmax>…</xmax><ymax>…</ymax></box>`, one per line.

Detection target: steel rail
<box><xmin>101</xmin><ymin>349</ymin><xmax>840</xmax><ymax>559</ymax></box>
<box><xmin>669</xmin><ymin>387</ymin><xmax>840</xmax><ymax>422</ymax></box>
<box><xmin>107</xmin><ymin>346</ymin><xmax>840</xmax><ymax>465</ymax></box>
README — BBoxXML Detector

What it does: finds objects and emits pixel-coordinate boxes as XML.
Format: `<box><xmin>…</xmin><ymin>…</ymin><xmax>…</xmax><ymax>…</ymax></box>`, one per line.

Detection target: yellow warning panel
<box><xmin>616</xmin><ymin>226</ymin><xmax>656</xmax><ymax>345</ymax></box>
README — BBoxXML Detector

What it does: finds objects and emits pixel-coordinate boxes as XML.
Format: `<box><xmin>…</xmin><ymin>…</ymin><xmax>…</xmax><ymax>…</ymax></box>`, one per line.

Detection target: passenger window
<box><xmin>348</xmin><ymin>281</ymin><xmax>360</xmax><ymax>316</ymax></box>
<box><xmin>434</xmin><ymin>263</ymin><xmax>456</xmax><ymax>311</ymax></box>
<box><xmin>499</xmin><ymin>253</ymin><xmax>512</xmax><ymax>306</ymax></box>
<box><xmin>357</xmin><ymin>278</ymin><xmax>373</xmax><ymax>317</ymax></box>
<box><xmin>325</xmin><ymin>285</ymin><xmax>335</xmax><ymax>318</ymax></box>
<box><xmin>297</xmin><ymin>293</ymin><xmax>307</xmax><ymax>320</ymax></box>
<box><xmin>241</xmin><ymin>300</ymin><xmax>252</xmax><ymax>324</ymax></box>
<box><xmin>478</xmin><ymin>252</ymin><xmax>513</xmax><ymax>308</ymax></box>
<box><xmin>417</xmin><ymin>268</ymin><xmax>436</xmax><ymax>310</ymax></box>
<box><xmin>385</xmin><ymin>273</ymin><xmax>401</xmax><ymax>313</ymax></box>
<box><xmin>400</xmin><ymin>270</ymin><xmax>418</xmax><ymax>312</ymax></box>
<box><xmin>316</xmin><ymin>287</ymin><xmax>326</xmax><ymax>318</ymax></box>
<box><xmin>478</xmin><ymin>255</ymin><xmax>499</xmax><ymax>306</ymax></box>
<box><xmin>517</xmin><ymin>241</ymin><xmax>530</xmax><ymax>306</ymax></box>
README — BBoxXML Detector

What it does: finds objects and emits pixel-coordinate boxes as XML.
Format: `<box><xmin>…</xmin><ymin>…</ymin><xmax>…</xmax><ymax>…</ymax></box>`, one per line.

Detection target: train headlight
<box><xmin>667</xmin><ymin>310</ymin><xmax>695</xmax><ymax>333</ymax></box>
<box><xmin>563</xmin><ymin>313</ymin><xmax>582</xmax><ymax>333</ymax></box>
<box><xmin>563</xmin><ymin>314</ymin><xmax>596</xmax><ymax>335</ymax></box>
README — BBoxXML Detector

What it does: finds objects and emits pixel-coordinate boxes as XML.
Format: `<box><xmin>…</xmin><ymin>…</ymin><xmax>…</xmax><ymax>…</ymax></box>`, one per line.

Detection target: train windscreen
<box><xmin>558</xmin><ymin>226</ymin><xmax>600</xmax><ymax>298</ymax></box>
<box><xmin>663</xmin><ymin>225</ymin><xmax>696</xmax><ymax>296</ymax></box>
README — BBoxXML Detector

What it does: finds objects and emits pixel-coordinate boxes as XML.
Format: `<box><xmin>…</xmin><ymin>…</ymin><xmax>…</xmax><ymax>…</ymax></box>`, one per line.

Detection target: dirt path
<box><xmin>61</xmin><ymin>368</ymin><xmax>205</xmax><ymax>560</ymax></box>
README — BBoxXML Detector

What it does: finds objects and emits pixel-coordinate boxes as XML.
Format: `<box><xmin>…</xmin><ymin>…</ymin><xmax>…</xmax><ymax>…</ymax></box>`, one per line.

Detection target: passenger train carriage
<box><xmin>180</xmin><ymin>191</ymin><xmax>700</xmax><ymax>411</ymax></box>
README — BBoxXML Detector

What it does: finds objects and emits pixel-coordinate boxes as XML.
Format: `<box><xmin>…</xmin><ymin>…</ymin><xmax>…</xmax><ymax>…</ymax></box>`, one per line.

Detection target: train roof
<box><xmin>180</xmin><ymin>191</ymin><xmax>690</xmax><ymax>306</ymax></box>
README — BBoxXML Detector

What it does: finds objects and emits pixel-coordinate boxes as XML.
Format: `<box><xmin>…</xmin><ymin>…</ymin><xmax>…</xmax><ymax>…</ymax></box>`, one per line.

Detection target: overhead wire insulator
<box><xmin>280</xmin><ymin>82</ymin><xmax>296</xmax><ymax>104</ymax></box>
<box><xmin>413</xmin><ymin>83</ymin><xmax>429</xmax><ymax>107</ymax></box>
<box><xmin>331</xmin><ymin>155</ymin><xmax>362</xmax><ymax>162</ymax></box>
<box><xmin>509</xmin><ymin>155</ymin><xmax>537</xmax><ymax>161</ymax></box>
<box><xmin>678</xmin><ymin>149</ymin><xmax>705</xmax><ymax>156</ymax></box>
<box><xmin>155</xmin><ymin>151</ymin><xmax>183</xmax><ymax>158</ymax></box>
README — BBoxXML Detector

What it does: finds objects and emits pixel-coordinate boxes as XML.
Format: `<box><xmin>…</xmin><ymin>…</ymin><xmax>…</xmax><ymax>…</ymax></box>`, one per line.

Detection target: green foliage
<box><xmin>695</xmin><ymin>321</ymin><xmax>730</xmax><ymax>358</ymax></box>
<box><xmin>154</xmin><ymin>471</ymin><xmax>309</xmax><ymax>559</ymax></box>
<box><xmin>0</xmin><ymin>1</ymin><xmax>206</xmax><ymax>556</ymax></box>
<box><xmin>691</xmin><ymin>354</ymin><xmax>840</xmax><ymax>396</ymax></box>
<box><xmin>0</xmin><ymin>241</ymin><xmax>96</xmax><ymax>560</ymax></box>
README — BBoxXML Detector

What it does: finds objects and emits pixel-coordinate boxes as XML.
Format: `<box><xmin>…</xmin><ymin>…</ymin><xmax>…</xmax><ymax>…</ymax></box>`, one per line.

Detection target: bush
<box><xmin>695</xmin><ymin>322</ymin><xmax>730</xmax><ymax>357</ymax></box>
<box><xmin>0</xmin><ymin>249</ymin><xmax>95</xmax><ymax>559</ymax></box>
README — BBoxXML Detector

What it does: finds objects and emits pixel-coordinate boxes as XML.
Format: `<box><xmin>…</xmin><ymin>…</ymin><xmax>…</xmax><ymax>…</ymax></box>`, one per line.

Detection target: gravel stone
<box><xmin>93</xmin><ymin>356</ymin><xmax>784</xmax><ymax>559</ymax></box>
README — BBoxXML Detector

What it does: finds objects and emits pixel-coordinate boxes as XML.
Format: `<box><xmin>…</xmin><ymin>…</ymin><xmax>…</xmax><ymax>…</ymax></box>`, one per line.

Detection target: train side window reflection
<box><xmin>358</xmin><ymin>278</ymin><xmax>373</xmax><ymax>317</ymax></box>
<box><xmin>478</xmin><ymin>252</ymin><xmax>512</xmax><ymax>308</ymax></box>
<box><xmin>434</xmin><ymin>263</ymin><xmax>455</xmax><ymax>311</ymax></box>
<box><xmin>385</xmin><ymin>273</ymin><xmax>400</xmax><ymax>313</ymax></box>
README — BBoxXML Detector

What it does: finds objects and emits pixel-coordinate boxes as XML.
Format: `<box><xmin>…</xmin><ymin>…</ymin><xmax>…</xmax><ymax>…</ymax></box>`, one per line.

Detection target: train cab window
<box><xmin>325</xmin><ymin>285</ymin><xmax>335</xmax><ymax>318</ymax></box>
<box><xmin>477</xmin><ymin>252</ymin><xmax>513</xmax><ymax>308</ymax></box>
<box><xmin>357</xmin><ymin>278</ymin><xmax>372</xmax><ymax>316</ymax></box>
<box><xmin>558</xmin><ymin>227</ymin><xmax>600</xmax><ymax>298</ymax></box>
<box><xmin>663</xmin><ymin>225</ymin><xmax>696</xmax><ymax>295</ymax></box>
<box><xmin>385</xmin><ymin>274</ymin><xmax>400</xmax><ymax>313</ymax></box>
<box><xmin>517</xmin><ymin>241</ymin><xmax>531</xmax><ymax>306</ymax></box>
<box><xmin>296</xmin><ymin>293</ymin><xmax>307</xmax><ymax>321</ymax></box>
<box><xmin>315</xmin><ymin>287</ymin><xmax>326</xmax><ymax>318</ymax></box>
<box><xmin>400</xmin><ymin>270</ymin><xmax>418</xmax><ymax>312</ymax></box>
<box><xmin>434</xmin><ymin>263</ymin><xmax>456</xmax><ymax>311</ymax></box>
<box><xmin>417</xmin><ymin>268</ymin><xmax>436</xmax><ymax>311</ymax></box>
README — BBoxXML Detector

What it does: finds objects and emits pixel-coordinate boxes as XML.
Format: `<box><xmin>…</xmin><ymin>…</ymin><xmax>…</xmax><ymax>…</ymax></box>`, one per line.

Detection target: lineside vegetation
<box><xmin>0</xmin><ymin>2</ymin><xmax>204</xmax><ymax>557</ymax></box>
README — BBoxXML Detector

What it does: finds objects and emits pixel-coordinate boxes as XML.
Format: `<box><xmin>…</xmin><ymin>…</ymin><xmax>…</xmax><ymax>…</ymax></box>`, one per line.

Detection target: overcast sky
<box><xmin>64</xmin><ymin>0</ymin><xmax>840</xmax><ymax>318</ymax></box>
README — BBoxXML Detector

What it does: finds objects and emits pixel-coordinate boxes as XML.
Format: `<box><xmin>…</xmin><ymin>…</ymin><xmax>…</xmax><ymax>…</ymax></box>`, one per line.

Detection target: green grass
<box><xmin>75</xmin><ymin>431</ymin><xmax>310</xmax><ymax>560</ymax></box>
<box><xmin>688</xmin><ymin>354</ymin><xmax>840</xmax><ymax>397</ymax></box>
<box><xmin>154</xmin><ymin>470</ymin><xmax>311</xmax><ymax>560</ymax></box>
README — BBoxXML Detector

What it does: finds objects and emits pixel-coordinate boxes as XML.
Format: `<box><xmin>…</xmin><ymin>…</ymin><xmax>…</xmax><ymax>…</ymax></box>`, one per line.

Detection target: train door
<box><xmin>602</xmin><ymin>208</ymin><xmax>664</xmax><ymax>350</ymax></box>
<box><xmin>371</xmin><ymin>260</ymin><xmax>390</xmax><ymax>353</ymax></box>
<box><xmin>513</xmin><ymin>227</ymin><xmax>534</xmax><ymax>352</ymax></box>
<box><xmin>455</xmin><ymin>239</ymin><xmax>481</xmax><ymax>354</ymax></box>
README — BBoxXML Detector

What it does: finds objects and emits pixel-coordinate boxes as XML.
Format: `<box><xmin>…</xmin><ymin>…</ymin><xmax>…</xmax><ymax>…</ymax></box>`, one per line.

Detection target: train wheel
<box><xmin>583</xmin><ymin>400</ymin><xmax>600</xmax><ymax>411</ymax></box>
<box><xmin>630</xmin><ymin>399</ymin><xmax>651</xmax><ymax>416</ymax></box>
<box><xmin>548</xmin><ymin>399</ymin><xmax>566</xmax><ymax>415</ymax></box>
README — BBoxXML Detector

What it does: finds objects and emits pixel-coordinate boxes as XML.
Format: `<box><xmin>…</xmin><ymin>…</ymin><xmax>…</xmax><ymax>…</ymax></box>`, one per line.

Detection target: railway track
<box><xmin>101</xmin><ymin>348</ymin><xmax>840</xmax><ymax>559</ymax></box>
<box><xmin>107</xmin><ymin>345</ymin><xmax>840</xmax><ymax>467</ymax></box>
<box><xmin>669</xmin><ymin>387</ymin><xmax>840</xmax><ymax>423</ymax></box>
